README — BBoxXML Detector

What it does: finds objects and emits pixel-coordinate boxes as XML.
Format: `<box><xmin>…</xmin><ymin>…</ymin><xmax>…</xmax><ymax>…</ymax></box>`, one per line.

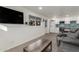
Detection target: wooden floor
<box><xmin>46</xmin><ymin>33</ymin><xmax>64</xmax><ymax>52</ymax></box>
<box><xmin>45</xmin><ymin>33</ymin><xmax>58</xmax><ymax>52</ymax></box>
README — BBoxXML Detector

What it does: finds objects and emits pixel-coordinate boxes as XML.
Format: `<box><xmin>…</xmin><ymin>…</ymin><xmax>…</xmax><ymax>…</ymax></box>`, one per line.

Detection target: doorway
<box><xmin>49</xmin><ymin>20</ymin><xmax>56</xmax><ymax>33</ymax></box>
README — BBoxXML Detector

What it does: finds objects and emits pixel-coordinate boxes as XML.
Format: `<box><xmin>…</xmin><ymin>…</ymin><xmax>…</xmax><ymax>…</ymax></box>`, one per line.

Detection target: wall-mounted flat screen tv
<box><xmin>0</xmin><ymin>7</ymin><xmax>23</xmax><ymax>24</ymax></box>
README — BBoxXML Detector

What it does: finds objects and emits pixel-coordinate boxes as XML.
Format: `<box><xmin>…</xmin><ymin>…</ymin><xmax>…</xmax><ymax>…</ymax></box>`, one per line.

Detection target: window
<box><xmin>59</xmin><ymin>21</ymin><xmax>65</xmax><ymax>24</ymax></box>
<box><xmin>70</xmin><ymin>21</ymin><xmax>76</xmax><ymax>24</ymax></box>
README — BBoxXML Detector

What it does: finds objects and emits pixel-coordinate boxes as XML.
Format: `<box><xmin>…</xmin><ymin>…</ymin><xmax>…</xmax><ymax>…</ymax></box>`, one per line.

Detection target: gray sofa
<box><xmin>57</xmin><ymin>30</ymin><xmax>79</xmax><ymax>52</ymax></box>
<box><xmin>63</xmin><ymin>30</ymin><xmax>79</xmax><ymax>45</ymax></box>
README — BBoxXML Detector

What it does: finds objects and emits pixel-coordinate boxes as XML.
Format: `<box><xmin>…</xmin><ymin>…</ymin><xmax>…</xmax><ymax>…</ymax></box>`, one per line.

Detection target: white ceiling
<box><xmin>24</xmin><ymin>6</ymin><xmax>79</xmax><ymax>18</ymax></box>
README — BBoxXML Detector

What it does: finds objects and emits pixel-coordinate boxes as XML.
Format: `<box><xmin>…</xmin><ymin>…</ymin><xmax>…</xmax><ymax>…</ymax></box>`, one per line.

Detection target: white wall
<box><xmin>0</xmin><ymin>6</ymin><xmax>47</xmax><ymax>51</ymax></box>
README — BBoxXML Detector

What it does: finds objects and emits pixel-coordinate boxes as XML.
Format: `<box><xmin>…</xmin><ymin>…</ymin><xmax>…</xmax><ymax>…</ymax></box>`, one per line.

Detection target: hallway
<box><xmin>0</xmin><ymin>6</ymin><xmax>79</xmax><ymax>52</ymax></box>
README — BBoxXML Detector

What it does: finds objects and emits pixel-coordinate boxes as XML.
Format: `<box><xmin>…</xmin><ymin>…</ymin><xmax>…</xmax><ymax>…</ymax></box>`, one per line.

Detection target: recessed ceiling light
<box><xmin>66</xmin><ymin>15</ymin><xmax>69</xmax><ymax>17</ymax></box>
<box><xmin>38</xmin><ymin>6</ymin><xmax>43</xmax><ymax>10</ymax></box>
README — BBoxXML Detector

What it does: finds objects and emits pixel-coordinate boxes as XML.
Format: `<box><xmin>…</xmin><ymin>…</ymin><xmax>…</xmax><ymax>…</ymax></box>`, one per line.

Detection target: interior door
<box><xmin>49</xmin><ymin>20</ymin><xmax>55</xmax><ymax>33</ymax></box>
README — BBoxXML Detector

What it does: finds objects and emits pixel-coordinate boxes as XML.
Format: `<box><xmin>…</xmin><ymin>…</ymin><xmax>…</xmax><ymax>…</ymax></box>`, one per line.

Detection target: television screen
<box><xmin>0</xmin><ymin>7</ymin><xmax>23</xmax><ymax>24</ymax></box>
